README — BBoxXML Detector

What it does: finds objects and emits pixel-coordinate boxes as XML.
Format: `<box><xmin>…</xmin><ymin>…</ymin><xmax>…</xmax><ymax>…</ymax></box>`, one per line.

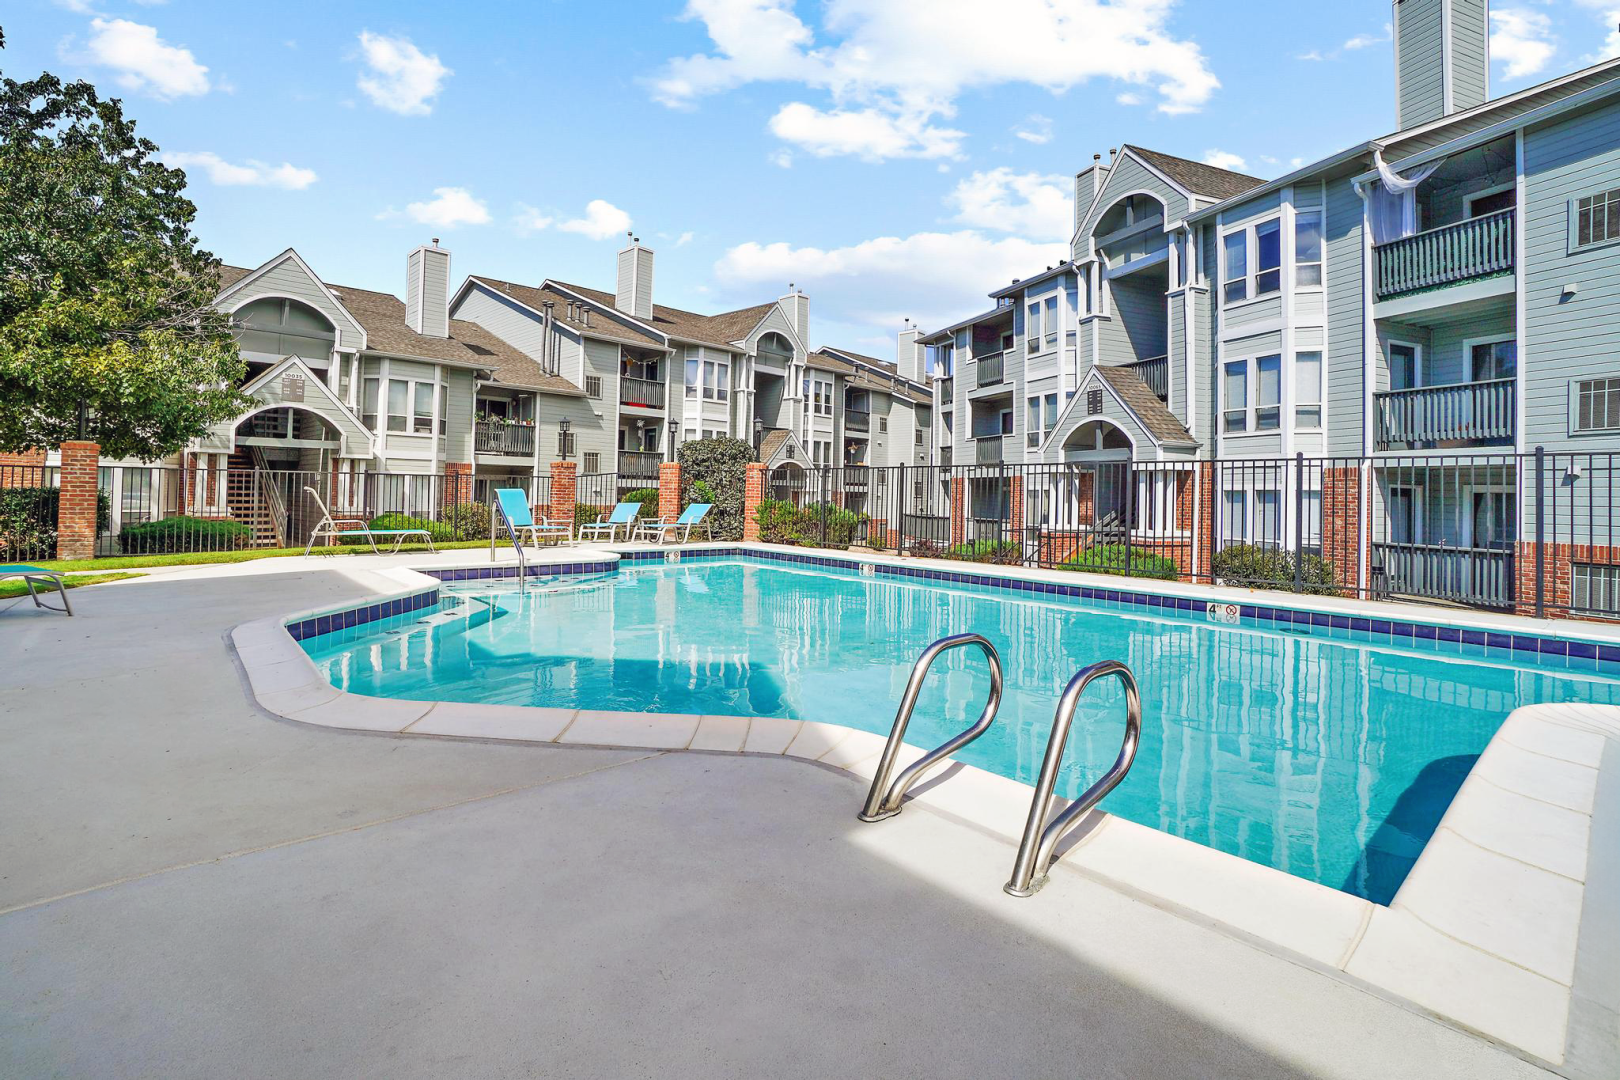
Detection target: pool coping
<box><xmin>234</xmin><ymin>544</ymin><xmax>1620</xmax><ymax>1077</ymax></box>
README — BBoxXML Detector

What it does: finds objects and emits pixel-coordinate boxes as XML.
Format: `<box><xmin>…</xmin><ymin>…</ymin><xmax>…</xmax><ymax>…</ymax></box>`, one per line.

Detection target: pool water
<box><xmin>301</xmin><ymin>559</ymin><xmax>1620</xmax><ymax>902</ymax></box>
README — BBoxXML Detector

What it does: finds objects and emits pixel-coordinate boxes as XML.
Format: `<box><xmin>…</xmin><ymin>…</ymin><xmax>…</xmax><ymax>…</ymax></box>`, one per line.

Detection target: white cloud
<box><xmin>947</xmin><ymin>168</ymin><xmax>1071</xmax><ymax>242</ymax></box>
<box><xmin>675</xmin><ymin>231</ymin><xmax>695</xmax><ymax>247</ymax></box>
<box><xmin>714</xmin><ymin>229</ymin><xmax>1066</xmax><ymax>332</ymax></box>
<box><xmin>355</xmin><ymin>31</ymin><xmax>450</xmax><ymax>116</ymax></box>
<box><xmin>513</xmin><ymin>203</ymin><xmax>554</xmax><ymax>235</ymax></box>
<box><xmin>377</xmin><ymin>187</ymin><xmax>490</xmax><ymax>228</ymax></box>
<box><xmin>53</xmin><ymin>0</ymin><xmax>96</xmax><ymax>12</ymax></box>
<box><xmin>1297</xmin><ymin>49</ymin><xmax>1324</xmax><ymax>62</ymax></box>
<box><xmin>1013</xmin><ymin>113</ymin><xmax>1053</xmax><ymax>144</ymax></box>
<box><xmin>79</xmin><ymin>17</ymin><xmax>210</xmax><ymax>99</ymax></box>
<box><xmin>1344</xmin><ymin>23</ymin><xmax>1392</xmax><ymax>50</ymax></box>
<box><xmin>559</xmin><ymin>199</ymin><xmax>633</xmax><ymax>241</ymax></box>
<box><xmin>162</xmin><ymin>151</ymin><xmax>316</xmax><ymax>190</ymax></box>
<box><xmin>1492</xmin><ymin>7</ymin><xmax>1556</xmax><ymax>78</ymax></box>
<box><xmin>1573</xmin><ymin>1</ymin><xmax>1620</xmax><ymax>63</ymax></box>
<box><xmin>769</xmin><ymin>148</ymin><xmax>795</xmax><ymax>168</ymax></box>
<box><xmin>768</xmin><ymin>102</ymin><xmax>964</xmax><ymax>160</ymax></box>
<box><xmin>651</xmin><ymin>0</ymin><xmax>1220</xmax><ymax>160</ymax></box>
<box><xmin>1201</xmin><ymin>149</ymin><xmax>1247</xmax><ymax>172</ymax></box>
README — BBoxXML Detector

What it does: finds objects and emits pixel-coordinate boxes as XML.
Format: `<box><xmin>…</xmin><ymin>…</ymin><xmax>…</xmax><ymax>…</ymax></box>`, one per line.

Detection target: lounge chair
<box><xmin>632</xmin><ymin>503</ymin><xmax>713</xmax><ymax>544</ymax></box>
<box><xmin>494</xmin><ymin>488</ymin><xmax>573</xmax><ymax>547</ymax></box>
<box><xmin>0</xmin><ymin>564</ymin><xmax>73</xmax><ymax>616</ymax></box>
<box><xmin>577</xmin><ymin>501</ymin><xmax>640</xmax><ymax>543</ymax></box>
<box><xmin>303</xmin><ymin>487</ymin><xmax>437</xmax><ymax>555</ymax></box>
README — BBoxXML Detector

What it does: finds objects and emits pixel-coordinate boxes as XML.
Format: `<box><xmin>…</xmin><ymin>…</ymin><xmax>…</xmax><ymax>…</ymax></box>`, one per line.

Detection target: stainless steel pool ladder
<box><xmin>858</xmin><ymin>633</ymin><xmax>1004</xmax><ymax>822</ymax></box>
<box><xmin>489</xmin><ymin>497</ymin><xmax>528</xmax><ymax>591</ymax></box>
<box><xmin>1004</xmin><ymin>660</ymin><xmax>1142</xmax><ymax>898</ymax></box>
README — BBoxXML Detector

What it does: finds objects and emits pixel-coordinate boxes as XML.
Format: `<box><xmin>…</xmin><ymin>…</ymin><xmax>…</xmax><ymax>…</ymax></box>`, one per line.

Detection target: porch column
<box><xmin>550</xmin><ymin>461</ymin><xmax>576</xmax><ymax>528</ymax></box>
<box><xmin>658</xmin><ymin>462</ymin><xmax>682</xmax><ymax>522</ymax></box>
<box><xmin>56</xmin><ymin>440</ymin><xmax>100</xmax><ymax>561</ymax></box>
<box><xmin>742</xmin><ymin>462</ymin><xmax>766</xmax><ymax>542</ymax></box>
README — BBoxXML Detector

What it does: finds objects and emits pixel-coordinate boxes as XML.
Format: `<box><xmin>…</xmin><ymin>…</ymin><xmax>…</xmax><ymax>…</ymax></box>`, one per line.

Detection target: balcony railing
<box><xmin>1374</xmin><ymin>209</ymin><xmax>1515</xmax><ymax>300</ymax></box>
<box><xmin>1374</xmin><ymin>378</ymin><xmax>1515</xmax><ymax>451</ymax></box>
<box><xmin>845</xmin><ymin>408</ymin><xmax>870</xmax><ymax>433</ymax></box>
<box><xmin>975</xmin><ymin>351</ymin><xmax>1004</xmax><ymax>389</ymax></box>
<box><xmin>939</xmin><ymin>377</ymin><xmax>954</xmax><ymax>406</ymax></box>
<box><xmin>620</xmin><ymin>376</ymin><xmax>666</xmax><ymax>410</ymax></box>
<box><xmin>475</xmin><ymin>420</ymin><xmax>535</xmax><ymax>457</ymax></box>
<box><xmin>618</xmin><ymin>450</ymin><xmax>662</xmax><ymax>481</ymax></box>
<box><xmin>1121</xmin><ymin>355</ymin><xmax>1169</xmax><ymax>401</ymax></box>
<box><xmin>1372</xmin><ymin>542</ymin><xmax>1515</xmax><ymax>609</ymax></box>
<box><xmin>975</xmin><ymin>435</ymin><xmax>1006</xmax><ymax>465</ymax></box>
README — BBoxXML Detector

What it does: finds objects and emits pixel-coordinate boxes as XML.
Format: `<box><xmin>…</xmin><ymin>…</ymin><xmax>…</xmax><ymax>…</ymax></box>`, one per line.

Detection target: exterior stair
<box><xmin>224</xmin><ymin>452</ymin><xmax>285</xmax><ymax>548</ymax></box>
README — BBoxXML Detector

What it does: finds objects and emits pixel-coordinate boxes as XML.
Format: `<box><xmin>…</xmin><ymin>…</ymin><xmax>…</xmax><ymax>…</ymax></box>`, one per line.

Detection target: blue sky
<box><xmin>5</xmin><ymin>0</ymin><xmax>1618</xmax><ymax>358</ymax></box>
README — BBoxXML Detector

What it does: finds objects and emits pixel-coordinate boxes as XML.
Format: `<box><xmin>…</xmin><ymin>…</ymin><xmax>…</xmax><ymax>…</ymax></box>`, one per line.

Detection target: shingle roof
<box><xmin>468</xmin><ymin>277</ymin><xmax>666</xmax><ymax>349</ymax></box>
<box><xmin>811</xmin><ymin>348</ymin><xmax>930</xmax><ymax>405</ymax></box>
<box><xmin>216</xmin><ymin>265</ymin><xmax>582</xmax><ymax>396</ymax></box>
<box><xmin>554</xmin><ymin>281</ymin><xmax>781</xmax><ymax>351</ymax></box>
<box><xmin>1124</xmin><ymin>145</ymin><xmax>1266</xmax><ymax>201</ymax></box>
<box><xmin>1096</xmin><ymin>365</ymin><xmax>1196</xmax><ymax>447</ymax></box>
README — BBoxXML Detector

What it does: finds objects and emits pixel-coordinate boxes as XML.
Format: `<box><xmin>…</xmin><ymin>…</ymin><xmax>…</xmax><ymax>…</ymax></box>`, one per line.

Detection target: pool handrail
<box><xmin>1005</xmin><ymin>659</ymin><xmax>1142</xmax><ymax>897</ymax></box>
<box><xmin>858</xmin><ymin>632</ymin><xmax>1004</xmax><ymax>822</ymax></box>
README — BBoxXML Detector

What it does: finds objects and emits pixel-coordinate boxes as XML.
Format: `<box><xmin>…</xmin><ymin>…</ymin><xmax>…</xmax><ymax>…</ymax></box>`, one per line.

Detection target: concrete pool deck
<box><xmin>0</xmin><ymin>556</ymin><xmax>1605</xmax><ymax>1078</ymax></box>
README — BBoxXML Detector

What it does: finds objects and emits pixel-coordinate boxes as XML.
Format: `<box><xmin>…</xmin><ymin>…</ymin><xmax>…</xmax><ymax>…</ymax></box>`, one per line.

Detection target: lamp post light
<box><xmin>667</xmin><ymin>417</ymin><xmax>679</xmax><ymax>463</ymax></box>
<box><xmin>557</xmin><ymin>416</ymin><xmax>572</xmax><ymax>461</ymax></box>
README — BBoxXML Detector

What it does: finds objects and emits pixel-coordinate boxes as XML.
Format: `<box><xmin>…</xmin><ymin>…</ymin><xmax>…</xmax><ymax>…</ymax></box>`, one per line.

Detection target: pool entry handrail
<box><xmin>858</xmin><ymin>633</ymin><xmax>1004</xmax><ymax>822</ymax></box>
<box><xmin>1005</xmin><ymin>660</ymin><xmax>1142</xmax><ymax>898</ymax></box>
<box><xmin>489</xmin><ymin>493</ymin><xmax>529</xmax><ymax>591</ymax></box>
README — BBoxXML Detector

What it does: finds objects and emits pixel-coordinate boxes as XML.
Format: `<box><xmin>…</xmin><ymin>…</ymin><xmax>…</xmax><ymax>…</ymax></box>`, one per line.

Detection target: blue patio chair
<box><xmin>577</xmin><ymin>501</ymin><xmax>640</xmax><ymax>543</ymax></box>
<box><xmin>494</xmin><ymin>488</ymin><xmax>573</xmax><ymax>547</ymax></box>
<box><xmin>632</xmin><ymin>503</ymin><xmax>713</xmax><ymax>544</ymax></box>
<box><xmin>0</xmin><ymin>564</ymin><xmax>74</xmax><ymax>616</ymax></box>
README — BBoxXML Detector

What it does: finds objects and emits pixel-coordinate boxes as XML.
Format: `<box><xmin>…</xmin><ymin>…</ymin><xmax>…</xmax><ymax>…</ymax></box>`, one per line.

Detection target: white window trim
<box><xmin>1569</xmin><ymin>375</ymin><xmax>1620</xmax><ymax>435</ymax></box>
<box><xmin>1569</xmin><ymin>185</ymin><xmax>1620</xmax><ymax>254</ymax></box>
<box><xmin>1386</xmin><ymin>339</ymin><xmax>1424</xmax><ymax>390</ymax></box>
<box><xmin>1221</xmin><ymin>352</ymin><xmax>1284</xmax><ymax>437</ymax></box>
<box><xmin>1293</xmin><ymin>208</ymin><xmax>1325</xmax><ymax>291</ymax></box>
<box><xmin>1385</xmin><ymin>483</ymin><xmax>1425</xmax><ymax>545</ymax></box>
<box><xmin>1293</xmin><ymin>349</ymin><xmax>1324</xmax><ymax>431</ymax></box>
<box><xmin>1220</xmin><ymin>214</ymin><xmax>1284</xmax><ymax>308</ymax></box>
<box><xmin>1462</xmin><ymin>336</ymin><xmax>1515</xmax><ymax>383</ymax></box>
<box><xmin>1463</xmin><ymin>183</ymin><xmax>1515</xmax><ymax>218</ymax></box>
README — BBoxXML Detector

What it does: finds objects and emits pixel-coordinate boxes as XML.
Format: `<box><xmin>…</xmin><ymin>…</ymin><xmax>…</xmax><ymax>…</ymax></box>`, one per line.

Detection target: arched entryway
<box><xmin>770</xmin><ymin>460</ymin><xmax>806</xmax><ymax>506</ymax></box>
<box><xmin>230</xmin><ymin>406</ymin><xmax>348</xmax><ymax>547</ymax></box>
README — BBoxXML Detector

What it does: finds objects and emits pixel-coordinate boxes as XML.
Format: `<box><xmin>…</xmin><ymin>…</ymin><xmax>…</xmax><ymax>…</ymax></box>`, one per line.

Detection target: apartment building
<box><xmin>922</xmin><ymin>0</ymin><xmax>1620</xmax><ymax>611</ymax></box>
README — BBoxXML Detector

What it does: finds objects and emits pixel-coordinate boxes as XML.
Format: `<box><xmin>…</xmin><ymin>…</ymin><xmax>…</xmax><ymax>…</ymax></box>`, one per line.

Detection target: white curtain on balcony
<box><xmin>1370</xmin><ymin>151</ymin><xmax>1444</xmax><ymax>244</ymax></box>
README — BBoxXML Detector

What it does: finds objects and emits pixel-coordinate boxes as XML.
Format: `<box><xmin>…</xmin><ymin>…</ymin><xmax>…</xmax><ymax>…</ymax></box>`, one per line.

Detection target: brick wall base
<box><xmin>658</xmin><ymin>462</ymin><xmax>682</xmax><ymax>522</ymax></box>
<box><xmin>742</xmin><ymin>462</ymin><xmax>765</xmax><ymax>542</ymax></box>
<box><xmin>550</xmin><ymin>461</ymin><xmax>577</xmax><ymax>528</ymax></box>
<box><xmin>56</xmin><ymin>440</ymin><xmax>100</xmax><ymax>561</ymax></box>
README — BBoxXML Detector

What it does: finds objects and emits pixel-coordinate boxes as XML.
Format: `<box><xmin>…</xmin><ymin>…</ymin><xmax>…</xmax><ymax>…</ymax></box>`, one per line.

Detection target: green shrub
<box><xmin>441</xmin><ymin>501</ymin><xmax>493</xmax><ymax>540</ymax></box>
<box><xmin>906</xmin><ymin>537</ymin><xmax>945</xmax><ymax>559</ymax></box>
<box><xmin>677</xmin><ymin>437</ymin><xmax>755</xmax><ymax>540</ymax></box>
<box><xmin>755</xmin><ymin>498</ymin><xmax>808</xmax><ymax>545</ymax></box>
<box><xmin>799</xmin><ymin>501</ymin><xmax>866</xmax><ymax>549</ymax></box>
<box><xmin>945</xmin><ymin>539</ymin><xmax>1022</xmax><ymax>564</ymax></box>
<box><xmin>118</xmin><ymin>514</ymin><xmax>252</xmax><ymax>554</ymax></box>
<box><xmin>0</xmin><ymin>486</ymin><xmax>110</xmax><ymax>559</ymax></box>
<box><xmin>1212</xmin><ymin>543</ymin><xmax>1339</xmax><ymax>596</ymax></box>
<box><xmin>621</xmin><ymin>487</ymin><xmax>661</xmax><ymax>519</ymax></box>
<box><xmin>1058</xmin><ymin>543</ymin><xmax>1180</xmax><ymax>581</ymax></box>
<box><xmin>339</xmin><ymin>512</ymin><xmax>458</xmax><ymax>546</ymax></box>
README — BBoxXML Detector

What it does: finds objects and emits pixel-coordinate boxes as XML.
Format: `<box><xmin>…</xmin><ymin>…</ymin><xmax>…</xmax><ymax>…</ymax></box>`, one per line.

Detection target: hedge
<box><xmin>118</xmin><ymin>515</ymin><xmax>252</xmax><ymax>554</ymax></box>
<box><xmin>1</xmin><ymin>486</ymin><xmax>110</xmax><ymax>559</ymax></box>
<box><xmin>754</xmin><ymin>498</ymin><xmax>868</xmax><ymax>549</ymax></box>
<box><xmin>1212</xmin><ymin>543</ymin><xmax>1339</xmax><ymax>595</ymax></box>
<box><xmin>677</xmin><ymin>437</ymin><xmax>755</xmax><ymax>540</ymax></box>
<box><xmin>1058</xmin><ymin>543</ymin><xmax>1180</xmax><ymax>581</ymax></box>
<box><xmin>338</xmin><ymin>512</ymin><xmax>460</xmax><ymax>545</ymax></box>
<box><xmin>944</xmin><ymin>539</ymin><xmax>1022</xmax><ymax>564</ymax></box>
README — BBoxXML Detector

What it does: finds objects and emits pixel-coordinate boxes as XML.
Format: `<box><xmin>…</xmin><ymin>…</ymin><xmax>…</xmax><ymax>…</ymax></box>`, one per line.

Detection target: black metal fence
<box><xmin>749</xmin><ymin>450</ymin><xmax>1620</xmax><ymax>620</ymax></box>
<box><xmin>0</xmin><ymin>463</ymin><xmax>62</xmax><ymax>563</ymax></box>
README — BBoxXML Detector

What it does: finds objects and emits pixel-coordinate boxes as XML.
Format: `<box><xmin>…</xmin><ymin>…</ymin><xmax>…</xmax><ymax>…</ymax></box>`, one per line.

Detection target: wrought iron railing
<box><xmin>620</xmin><ymin>376</ymin><xmax>666</xmax><ymax>410</ymax></box>
<box><xmin>1374</xmin><ymin>378</ymin><xmax>1515</xmax><ymax>450</ymax></box>
<box><xmin>1122</xmin><ymin>355</ymin><xmax>1169</xmax><ymax>401</ymax></box>
<box><xmin>475</xmin><ymin>420</ymin><xmax>535</xmax><ymax>456</ymax></box>
<box><xmin>1374</xmin><ymin>208</ymin><xmax>1514</xmax><ymax>299</ymax></box>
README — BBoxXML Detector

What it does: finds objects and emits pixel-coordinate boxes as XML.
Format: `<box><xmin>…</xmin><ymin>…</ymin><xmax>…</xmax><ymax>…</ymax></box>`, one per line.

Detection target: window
<box><xmin>915</xmin><ymin>428</ymin><xmax>925</xmax><ymax>446</ymax></box>
<box><xmin>1389</xmin><ymin>342</ymin><xmax>1420</xmax><ymax>390</ymax></box>
<box><xmin>1573</xmin><ymin>563</ymin><xmax>1620</xmax><ymax>614</ymax></box>
<box><xmin>438</xmin><ymin>384</ymin><xmax>447</xmax><ymax>435</ymax></box>
<box><xmin>814</xmin><ymin>379</ymin><xmax>833</xmax><ymax>416</ymax></box>
<box><xmin>413</xmin><ymin>382</ymin><xmax>434</xmax><ymax>434</ymax></box>
<box><xmin>1574</xmin><ymin>187</ymin><xmax>1620</xmax><ymax>249</ymax></box>
<box><xmin>1044</xmin><ymin>296</ymin><xmax>1058</xmax><ymax>347</ymax></box>
<box><xmin>1468</xmin><ymin>187</ymin><xmax>1514</xmax><ymax>218</ymax></box>
<box><xmin>1388</xmin><ymin>487</ymin><xmax>1418</xmax><ymax>544</ymax></box>
<box><xmin>1223</xmin><ymin>232</ymin><xmax>1247</xmax><ymax>304</ymax></box>
<box><xmin>1254</xmin><ymin>489</ymin><xmax>1281</xmax><ymax>547</ymax></box>
<box><xmin>583</xmin><ymin>451</ymin><xmax>601</xmax><ymax>473</ymax></box>
<box><xmin>685</xmin><ymin>357</ymin><xmax>699</xmax><ymax>398</ymax></box>
<box><xmin>1027</xmin><ymin>302</ymin><xmax>1041</xmax><ymax>351</ymax></box>
<box><xmin>1255</xmin><ymin>219</ymin><xmax>1281</xmax><ymax>295</ymax></box>
<box><xmin>703</xmin><ymin>360</ymin><xmax>729</xmax><ymax>401</ymax></box>
<box><xmin>878</xmin><ymin>416</ymin><xmax>888</xmax><ymax>433</ymax></box>
<box><xmin>1000</xmin><ymin>408</ymin><xmax>1014</xmax><ymax>435</ymax></box>
<box><xmin>387</xmin><ymin>379</ymin><xmax>409</xmax><ymax>432</ymax></box>
<box><xmin>1001</xmin><ymin>331</ymin><xmax>1015</xmax><ymax>352</ymax></box>
<box><xmin>1044</xmin><ymin>392</ymin><xmax>1058</xmax><ymax>431</ymax></box>
<box><xmin>1472</xmin><ymin>492</ymin><xmax>1515</xmax><ymax>550</ymax></box>
<box><xmin>1295</xmin><ymin>351</ymin><xmax>1322</xmax><ymax>428</ymax></box>
<box><xmin>1222</xmin><ymin>489</ymin><xmax>1247</xmax><ymax>540</ymax></box>
<box><xmin>362</xmin><ymin>378</ymin><xmax>379</xmax><ymax>430</ymax></box>
<box><xmin>585</xmin><ymin>375</ymin><xmax>602</xmax><ymax>399</ymax></box>
<box><xmin>1295</xmin><ymin>211</ymin><xmax>1323</xmax><ymax>287</ymax></box>
<box><xmin>1576</xmin><ymin>377</ymin><xmax>1620</xmax><ymax>433</ymax></box>
<box><xmin>1301</xmin><ymin>489</ymin><xmax>1323</xmax><ymax>552</ymax></box>
<box><xmin>1470</xmin><ymin>340</ymin><xmax>1516</xmax><ymax>382</ymax></box>
<box><xmin>1222</xmin><ymin>355</ymin><xmax>1281</xmax><ymax>433</ymax></box>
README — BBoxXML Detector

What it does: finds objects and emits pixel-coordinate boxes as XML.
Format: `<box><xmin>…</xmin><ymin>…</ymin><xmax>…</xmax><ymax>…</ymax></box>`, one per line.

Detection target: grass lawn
<box><xmin>33</xmin><ymin>539</ymin><xmax>514</xmax><ymax>574</ymax></box>
<box><xmin>0</xmin><ymin>571</ymin><xmax>146</xmax><ymax>599</ymax></box>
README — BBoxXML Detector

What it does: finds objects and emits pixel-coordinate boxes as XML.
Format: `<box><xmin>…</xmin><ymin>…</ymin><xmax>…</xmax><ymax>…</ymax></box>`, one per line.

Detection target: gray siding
<box><xmin>1080</xmin><ymin>153</ymin><xmax>1189</xmax><ymax>239</ymax></box>
<box><xmin>1396</xmin><ymin>0</ymin><xmax>1447</xmax><ymax>129</ymax></box>
<box><xmin>1450</xmin><ymin>0</ymin><xmax>1489</xmax><ymax>114</ymax></box>
<box><xmin>223</xmin><ymin>256</ymin><xmax>365</xmax><ymax>352</ymax></box>
<box><xmin>581</xmin><ymin>336</ymin><xmax>621</xmax><ymax>469</ymax></box>
<box><xmin>1105</xmin><ymin>276</ymin><xmax>1167</xmax><ymax>362</ymax></box>
<box><xmin>1168</xmin><ymin>290</ymin><xmax>1186</xmax><ymax>418</ymax></box>
<box><xmin>1324</xmin><ymin>176</ymin><xmax>1366</xmax><ymax>455</ymax></box>
<box><xmin>1523</xmin><ymin>98</ymin><xmax>1620</xmax><ymax>451</ymax></box>
<box><xmin>453</xmin><ymin>285</ymin><xmax>549</xmax><ymax>364</ymax></box>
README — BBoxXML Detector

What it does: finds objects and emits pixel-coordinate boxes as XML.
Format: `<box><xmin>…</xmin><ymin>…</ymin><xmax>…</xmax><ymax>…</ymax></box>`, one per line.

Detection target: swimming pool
<box><xmin>299</xmin><ymin>556</ymin><xmax>1620</xmax><ymax>903</ymax></box>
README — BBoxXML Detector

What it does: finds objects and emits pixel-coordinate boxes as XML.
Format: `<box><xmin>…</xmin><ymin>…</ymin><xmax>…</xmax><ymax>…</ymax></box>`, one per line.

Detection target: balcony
<box><xmin>845</xmin><ymin>408</ymin><xmax>870</xmax><ymax>433</ymax></box>
<box><xmin>618</xmin><ymin>450</ymin><xmax>662</xmax><ymax>482</ymax></box>
<box><xmin>1374</xmin><ymin>379</ymin><xmax>1515</xmax><ymax>451</ymax></box>
<box><xmin>1374</xmin><ymin>209</ymin><xmax>1514</xmax><ymax>300</ymax></box>
<box><xmin>974</xmin><ymin>435</ymin><xmax>1006</xmax><ymax>465</ymax></box>
<box><xmin>475</xmin><ymin>420</ymin><xmax>535</xmax><ymax>457</ymax></box>
<box><xmin>975</xmin><ymin>351</ymin><xmax>1004</xmax><ymax>389</ymax></box>
<box><xmin>1372</xmin><ymin>542</ymin><xmax>1515</xmax><ymax>609</ymax></box>
<box><xmin>938</xmin><ymin>377</ymin><xmax>954</xmax><ymax>406</ymax></box>
<box><xmin>620</xmin><ymin>376</ymin><xmax>666</xmax><ymax>411</ymax></box>
<box><xmin>1121</xmin><ymin>355</ymin><xmax>1168</xmax><ymax>401</ymax></box>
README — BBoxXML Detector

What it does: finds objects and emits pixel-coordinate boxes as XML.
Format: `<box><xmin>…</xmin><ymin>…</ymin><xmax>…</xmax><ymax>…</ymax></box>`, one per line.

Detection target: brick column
<box><xmin>550</xmin><ymin>461</ymin><xmax>576</xmax><ymax>527</ymax></box>
<box><xmin>949</xmin><ymin>475</ymin><xmax>966</xmax><ymax>547</ymax></box>
<box><xmin>1321</xmin><ymin>466</ymin><xmax>1363</xmax><ymax>594</ymax></box>
<box><xmin>742</xmin><ymin>461</ymin><xmax>766</xmax><ymax>542</ymax></box>
<box><xmin>444</xmin><ymin>461</ymin><xmax>473</xmax><ymax>505</ymax></box>
<box><xmin>57</xmin><ymin>440</ymin><xmax>100</xmax><ymax>561</ymax></box>
<box><xmin>658</xmin><ymin>462</ymin><xmax>682</xmax><ymax>521</ymax></box>
<box><xmin>0</xmin><ymin>447</ymin><xmax>45</xmax><ymax>486</ymax></box>
<box><xmin>1010</xmin><ymin>474</ymin><xmax>1025</xmax><ymax>540</ymax></box>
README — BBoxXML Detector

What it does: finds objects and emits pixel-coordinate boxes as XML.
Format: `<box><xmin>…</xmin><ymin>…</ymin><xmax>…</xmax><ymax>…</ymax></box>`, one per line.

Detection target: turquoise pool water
<box><xmin>301</xmin><ymin>559</ymin><xmax>1620</xmax><ymax>902</ymax></box>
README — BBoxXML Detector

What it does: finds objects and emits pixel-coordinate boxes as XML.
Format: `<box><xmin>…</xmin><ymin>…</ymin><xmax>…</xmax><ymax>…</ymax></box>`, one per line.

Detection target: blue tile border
<box><xmin>285</xmin><ymin>587</ymin><xmax>438</xmax><ymax>641</ymax></box>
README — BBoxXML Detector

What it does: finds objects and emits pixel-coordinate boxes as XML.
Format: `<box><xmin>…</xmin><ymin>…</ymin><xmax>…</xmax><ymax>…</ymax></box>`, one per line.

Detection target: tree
<box><xmin>0</xmin><ymin>57</ymin><xmax>250</xmax><ymax>460</ymax></box>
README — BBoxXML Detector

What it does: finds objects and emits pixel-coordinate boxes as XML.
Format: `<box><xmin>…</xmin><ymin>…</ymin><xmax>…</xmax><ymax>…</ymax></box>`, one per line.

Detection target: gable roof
<box><xmin>812</xmin><ymin>348</ymin><xmax>930</xmax><ymax>405</ymax></box>
<box><xmin>1094</xmin><ymin>365</ymin><xmax>1196</xmax><ymax>447</ymax></box>
<box><xmin>1122</xmin><ymin>145</ymin><xmax>1266</xmax><ymax>202</ymax></box>
<box><xmin>555</xmin><ymin>281</ymin><xmax>781</xmax><ymax>351</ymax></box>
<box><xmin>465</xmin><ymin>277</ymin><xmax>666</xmax><ymax>350</ymax></box>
